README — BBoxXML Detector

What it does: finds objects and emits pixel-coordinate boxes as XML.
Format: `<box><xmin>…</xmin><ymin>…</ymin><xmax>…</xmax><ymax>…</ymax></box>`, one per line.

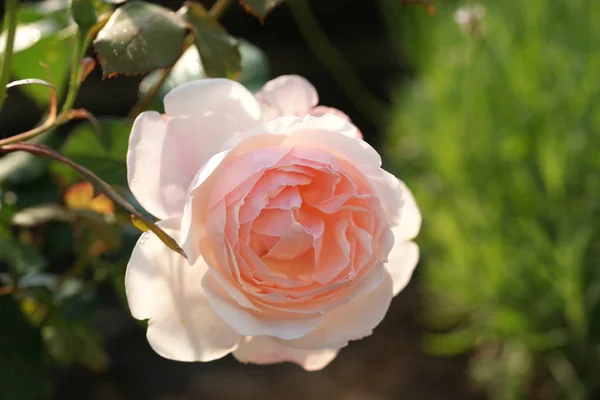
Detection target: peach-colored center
<box><xmin>206</xmin><ymin>146</ymin><xmax>386</xmax><ymax>312</ymax></box>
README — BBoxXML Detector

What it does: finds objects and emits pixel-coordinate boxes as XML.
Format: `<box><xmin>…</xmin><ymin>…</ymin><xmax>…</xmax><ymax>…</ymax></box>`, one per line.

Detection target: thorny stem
<box><xmin>0</xmin><ymin>0</ymin><xmax>19</xmax><ymax>112</ymax></box>
<box><xmin>0</xmin><ymin>143</ymin><xmax>187</xmax><ymax>258</ymax></box>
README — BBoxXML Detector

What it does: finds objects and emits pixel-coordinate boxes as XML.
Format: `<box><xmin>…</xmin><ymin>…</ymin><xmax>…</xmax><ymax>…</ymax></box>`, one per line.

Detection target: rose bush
<box><xmin>125</xmin><ymin>75</ymin><xmax>421</xmax><ymax>370</ymax></box>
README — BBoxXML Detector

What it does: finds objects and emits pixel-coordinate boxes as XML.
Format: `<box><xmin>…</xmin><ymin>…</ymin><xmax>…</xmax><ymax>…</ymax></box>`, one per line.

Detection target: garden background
<box><xmin>1</xmin><ymin>0</ymin><xmax>598</xmax><ymax>399</ymax></box>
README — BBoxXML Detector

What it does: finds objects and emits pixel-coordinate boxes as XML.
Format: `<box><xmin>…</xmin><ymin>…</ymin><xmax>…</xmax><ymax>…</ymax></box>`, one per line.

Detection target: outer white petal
<box><xmin>233</xmin><ymin>336</ymin><xmax>338</xmax><ymax>371</ymax></box>
<box><xmin>202</xmin><ymin>271</ymin><xmax>323</xmax><ymax>340</ymax></box>
<box><xmin>255</xmin><ymin>75</ymin><xmax>318</xmax><ymax>121</ymax></box>
<box><xmin>385</xmin><ymin>240</ymin><xmax>420</xmax><ymax>296</ymax></box>
<box><xmin>362</xmin><ymin>167</ymin><xmax>422</xmax><ymax>232</ymax></box>
<box><xmin>394</xmin><ymin>179</ymin><xmax>422</xmax><ymax>241</ymax></box>
<box><xmin>125</xmin><ymin>218</ymin><xmax>240</xmax><ymax>362</ymax></box>
<box><xmin>369</xmin><ymin>176</ymin><xmax>420</xmax><ymax>296</ymax></box>
<box><xmin>278</xmin><ymin>272</ymin><xmax>394</xmax><ymax>350</ymax></box>
<box><xmin>127</xmin><ymin>79</ymin><xmax>261</xmax><ymax>219</ymax></box>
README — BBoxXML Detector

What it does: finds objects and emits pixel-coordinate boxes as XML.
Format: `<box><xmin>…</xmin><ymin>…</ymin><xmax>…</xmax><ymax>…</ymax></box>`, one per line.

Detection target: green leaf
<box><xmin>52</xmin><ymin>119</ymin><xmax>132</xmax><ymax>186</ymax></box>
<box><xmin>240</xmin><ymin>0</ymin><xmax>283</xmax><ymax>19</ymax></box>
<box><xmin>0</xmin><ymin>17</ymin><xmax>75</xmax><ymax>106</ymax></box>
<box><xmin>237</xmin><ymin>39</ymin><xmax>271</xmax><ymax>92</ymax></box>
<box><xmin>0</xmin><ymin>224</ymin><xmax>46</xmax><ymax>275</ymax></box>
<box><xmin>43</xmin><ymin>317</ymin><xmax>109</xmax><ymax>372</ymax></box>
<box><xmin>139</xmin><ymin>39</ymin><xmax>269</xmax><ymax>108</ymax></box>
<box><xmin>182</xmin><ymin>3</ymin><xmax>240</xmax><ymax>79</ymax></box>
<box><xmin>131</xmin><ymin>215</ymin><xmax>187</xmax><ymax>259</ymax></box>
<box><xmin>94</xmin><ymin>1</ymin><xmax>187</xmax><ymax>76</ymax></box>
<box><xmin>0</xmin><ymin>296</ymin><xmax>52</xmax><ymax>400</ymax></box>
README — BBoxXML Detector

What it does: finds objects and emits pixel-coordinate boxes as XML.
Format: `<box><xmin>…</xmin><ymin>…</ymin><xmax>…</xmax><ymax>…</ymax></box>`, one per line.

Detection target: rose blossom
<box><xmin>125</xmin><ymin>75</ymin><xmax>421</xmax><ymax>371</ymax></box>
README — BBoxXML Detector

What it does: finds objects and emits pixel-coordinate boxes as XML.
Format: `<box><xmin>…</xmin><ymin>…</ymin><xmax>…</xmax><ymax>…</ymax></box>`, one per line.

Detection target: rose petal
<box><xmin>125</xmin><ymin>218</ymin><xmax>240</xmax><ymax>361</ymax></box>
<box><xmin>255</xmin><ymin>75</ymin><xmax>318</xmax><ymax>121</ymax></box>
<box><xmin>202</xmin><ymin>271</ymin><xmax>323</xmax><ymax>339</ymax></box>
<box><xmin>395</xmin><ymin>180</ymin><xmax>422</xmax><ymax>241</ymax></box>
<box><xmin>233</xmin><ymin>336</ymin><xmax>338</xmax><ymax>371</ymax></box>
<box><xmin>128</xmin><ymin>81</ymin><xmax>259</xmax><ymax>219</ymax></box>
<box><xmin>385</xmin><ymin>240</ymin><xmax>419</xmax><ymax>296</ymax></box>
<box><xmin>127</xmin><ymin>113</ymin><xmax>194</xmax><ymax>219</ymax></box>
<box><xmin>363</xmin><ymin>166</ymin><xmax>422</xmax><ymax>231</ymax></box>
<box><xmin>265</xmin><ymin>222</ymin><xmax>313</xmax><ymax>261</ymax></box>
<box><xmin>296</xmin><ymin>113</ymin><xmax>362</xmax><ymax>140</ymax></box>
<box><xmin>283</xmin><ymin>123</ymin><xmax>381</xmax><ymax>169</ymax></box>
<box><xmin>278</xmin><ymin>271</ymin><xmax>393</xmax><ymax>349</ymax></box>
<box><xmin>181</xmin><ymin>146</ymin><xmax>291</xmax><ymax>265</ymax></box>
<box><xmin>164</xmin><ymin>78</ymin><xmax>261</xmax><ymax>125</ymax></box>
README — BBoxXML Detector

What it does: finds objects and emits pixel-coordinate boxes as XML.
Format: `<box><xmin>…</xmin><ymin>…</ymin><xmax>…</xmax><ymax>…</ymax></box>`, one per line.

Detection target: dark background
<box><xmin>2</xmin><ymin>1</ymin><xmax>482</xmax><ymax>399</ymax></box>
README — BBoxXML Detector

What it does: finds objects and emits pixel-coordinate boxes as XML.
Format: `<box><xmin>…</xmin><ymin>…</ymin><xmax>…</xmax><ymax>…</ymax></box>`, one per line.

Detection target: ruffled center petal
<box><xmin>202</xmin><ymin>145</ymin><xmax>390</xmax><ymax>314</ymax></box>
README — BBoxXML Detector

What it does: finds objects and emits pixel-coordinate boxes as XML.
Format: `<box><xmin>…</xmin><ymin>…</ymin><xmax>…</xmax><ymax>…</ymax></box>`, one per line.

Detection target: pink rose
<box><xmin>125</xmin><ymin>76</ymin><xmax>421</xmax><ymax>371</ymax></box>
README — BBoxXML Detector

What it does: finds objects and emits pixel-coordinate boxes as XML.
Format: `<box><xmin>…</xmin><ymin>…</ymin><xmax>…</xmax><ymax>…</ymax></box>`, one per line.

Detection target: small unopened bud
<box><xmin>80</xmin><ymin>57</ymin><xmax>96</xmax><ymax>83</ymax></box>
<box><xmin>71</xmin><ymin>0</ymin><xmax>97</xmax><ymax>31</ymax></box>
<box><xmin>454</xmin><ymin>4</ymin><xmax>485</xmax><ymax>38</ymax></box>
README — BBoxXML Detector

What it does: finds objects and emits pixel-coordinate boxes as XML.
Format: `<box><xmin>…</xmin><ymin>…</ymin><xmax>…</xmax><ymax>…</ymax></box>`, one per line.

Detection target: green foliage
<box><xmin>94</xmin><ymin>1</ymin><xmax>188</xmax><ymax>76</ymax></box>
<box><xmin>386</xmin><ymin>0</ymin><xmax>600</xmax><ymax>398</ymax></box>
<box><xmin>0</xmin><ymin>224</ymin><xmax>46</xmax><ymax>275</ymax></box>
<box><xmin>0</xmin><ymin>296</ymin><xmax>52</xmax><ymax>400</ymax></box>
<box><xmin>52</xmin><ymin>119</ymin><xmax>132</xmax><ymax>186</ymax></box>
<box><xmin>183</xmin><ymin>2</ymin><xmax>241</xmax><ymax>79</ymax></box>
<box><xmin>0</xmin><ymin>3</ymin><xmax>74</xmax><ymax>106</ymax></box>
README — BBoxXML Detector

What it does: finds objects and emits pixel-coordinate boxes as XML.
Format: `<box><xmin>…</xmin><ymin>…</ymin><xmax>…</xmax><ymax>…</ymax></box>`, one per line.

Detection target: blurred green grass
<box><xmin>384</xmin><ymin>0</ymin><xmax>600</xmax><ymax>398</ymax></box>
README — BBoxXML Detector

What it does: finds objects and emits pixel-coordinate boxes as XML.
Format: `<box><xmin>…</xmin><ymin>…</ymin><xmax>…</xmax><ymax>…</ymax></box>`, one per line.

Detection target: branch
<box><xmin>0</xmin><ymin>143</ymin><xmax>187</xmax><ymax>259</ymax></box>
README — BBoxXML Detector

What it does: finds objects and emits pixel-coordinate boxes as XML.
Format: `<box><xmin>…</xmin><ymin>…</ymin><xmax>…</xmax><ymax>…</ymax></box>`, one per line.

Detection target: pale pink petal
<box><xmin>225</xmin><ymin>116</ymin><xmax>303</xmax><ymax>149</ymax></box>
<box><xmin>278</xmin><ymin>271</ymin><xmax>393</xmax><ymax>350</ymax></box>
<box><xmin>363</xmin><ymin>166</ymin><xmax>421</xmax><ymax>231</ymax></box>
<box><xmin>309</xmin><ymin>106</ymin><xmax>351</xmax><ymax>121</ymax></box>
<box><xmin>266</xmin><ymin>186</ymin><xmax>303</xmax><ymax>209</ymax></box>
<box><xmin>255</xmin><ymin>75</ymin><xmax>318</xmax><ymax>121</ymax></box>
<box><xmin>202</xmin><ymin>271</ymin><xmax>323</xmax><ymax>339</ymax></box>
<box><xmin>385</xmin><ymin>239</ymin><xmax>419</xmax><ymax>297</ymax></box>
<box><xmin>182</xmin><ymin>141</ymin><xmax>301</xmax><ymax>265</ymax></box>
<box><xmin>233</xmin><ymin>336</ymin><xmax>338</xmax><ymax>371</ymax></box>
<box><xmin>265</xmin><ymin>222</ymin><xmax>313</xmax><ymax>260</ymax></box>
<box><xmin>125</xmin><ymin>218</ymin><xmax>240</xmax><ymax>361</ymax></box>
<box><xmin>395</xmin><ymin>180</ymin><xmax>422</xmax><ymax>240</ymax></box>
<box><xmin>128</xmin><ymin>80</ymin><xmax>260</xmax><ymax>220</ymax></box>
<box><xmin>251</xmin><ymin>208</ymin><xmax>294</xmax><ymax>236</ymax></box>
<box><xmin>164</xmin><ymin>78</ymin><xmax>260</xmax><ymax>124</ymax></box>
<box><xmin>283</xmin><ymin>121</ymin><xmax>381</xmax><ymax>169</ymax></box>
<box><xmin>127</xmin><ymin>112</ymin><xmax>198</xmax><ymax>219</ymax></box>
<box><xmin>295</xmin><ymin>114</ymin><xmax>362</xmax><ymax>140</ymax></box>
